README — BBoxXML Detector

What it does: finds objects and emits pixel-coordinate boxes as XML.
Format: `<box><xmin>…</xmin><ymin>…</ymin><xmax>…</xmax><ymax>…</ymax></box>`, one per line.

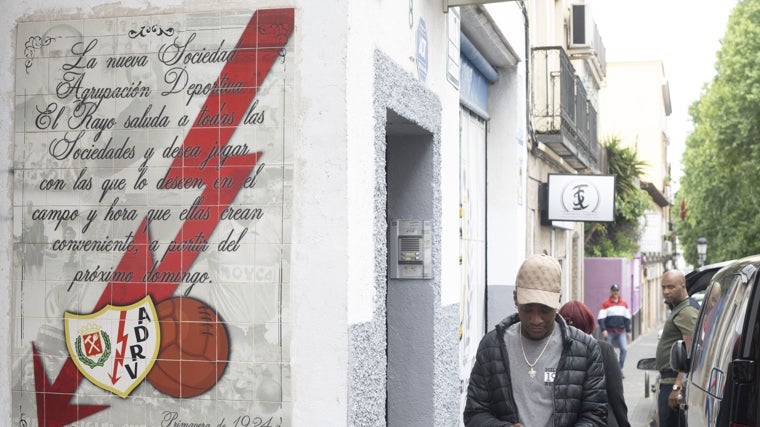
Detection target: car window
<box><xmin>690</xmin><ymin>272</ymin><xmax>753</xmax><ymax>399</ymax></box>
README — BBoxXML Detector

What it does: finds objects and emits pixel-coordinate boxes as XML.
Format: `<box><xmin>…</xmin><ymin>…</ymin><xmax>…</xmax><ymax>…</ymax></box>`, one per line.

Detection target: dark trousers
<box><xmin>658</xmin><ymin>383</ymin><xmax>686</xmax><ymax>427</ymax></box>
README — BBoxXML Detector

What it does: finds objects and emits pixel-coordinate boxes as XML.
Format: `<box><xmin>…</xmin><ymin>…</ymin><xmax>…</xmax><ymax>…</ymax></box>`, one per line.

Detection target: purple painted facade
<box><xmin>584</xmin><ymin>257</ymin><xmax>641</xmax><ymax>331</ymax></box>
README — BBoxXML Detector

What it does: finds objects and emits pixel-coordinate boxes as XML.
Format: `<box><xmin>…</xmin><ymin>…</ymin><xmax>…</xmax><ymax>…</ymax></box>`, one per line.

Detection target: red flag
<box><xmin>680</xmin><ymin>198</ymin><xmax>687</xmax><ymax>220</ymax></box>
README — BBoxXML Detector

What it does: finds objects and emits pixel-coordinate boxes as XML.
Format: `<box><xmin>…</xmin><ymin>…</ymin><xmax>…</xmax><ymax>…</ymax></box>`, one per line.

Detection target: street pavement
<box><xmin>620</xmin><ymin>326</ymin><xmax>662</xmax><ymax>427</ymax></box>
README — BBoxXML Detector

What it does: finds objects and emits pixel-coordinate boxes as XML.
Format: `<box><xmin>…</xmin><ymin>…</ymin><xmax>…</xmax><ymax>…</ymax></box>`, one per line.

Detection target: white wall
<box><xmin>345</xmin><ymin>0</ymin><xmax>461</xmax><ymax>321</ymax></box>
<box><xmin>483</xmin><ymin>2</ymin><xmax>528</xmax><ymax>296</ymax></box>
<box><xmin>291</xmin><ymin>2</ymin><xmax>350</xmax><ymax>423</ymax></box>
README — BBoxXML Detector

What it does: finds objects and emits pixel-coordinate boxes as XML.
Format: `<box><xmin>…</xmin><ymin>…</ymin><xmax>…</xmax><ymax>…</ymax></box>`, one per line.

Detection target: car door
<box><xmin>722</xmin><ymin>263</ymin><xmax>760</xmax><ymax>427</ymax></box>
<box><xmin>685</xmin><ymin>265</ymin><xmax>754</xmax><ymax>427</ymax></box>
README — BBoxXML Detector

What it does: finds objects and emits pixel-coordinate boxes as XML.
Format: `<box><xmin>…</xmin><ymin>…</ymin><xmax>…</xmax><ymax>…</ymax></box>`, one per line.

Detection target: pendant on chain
<box><xmin>529</xmin><ymin>367</ymin><xmax>536</xmax><ymax>378</ymax></box>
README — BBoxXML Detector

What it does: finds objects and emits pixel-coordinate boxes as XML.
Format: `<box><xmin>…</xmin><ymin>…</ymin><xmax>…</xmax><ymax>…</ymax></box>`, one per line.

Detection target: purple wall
<box><xmin>631</xmin><ymin>254</ymin><xmax>642</xmax><ymax>314</ymax></box>
<box><xmin>583</xmin><ymin>257</ymin><xmax>639</xmax><ymax>330</ymax></box>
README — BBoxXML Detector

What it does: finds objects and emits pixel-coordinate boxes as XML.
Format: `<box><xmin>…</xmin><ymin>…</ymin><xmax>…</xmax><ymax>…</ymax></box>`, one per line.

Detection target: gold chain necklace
<box><xmin>519</xmin><ymin>324</ymin><xmax>553</xmax><ymax>379</ymax></box>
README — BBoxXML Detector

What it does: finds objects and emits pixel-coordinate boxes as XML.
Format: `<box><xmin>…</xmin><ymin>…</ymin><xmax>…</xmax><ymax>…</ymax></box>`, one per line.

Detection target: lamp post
<box><xmin>697</xmin><ymin>237</ymin><xmax>708</xmax><ymax>268</ymax></box>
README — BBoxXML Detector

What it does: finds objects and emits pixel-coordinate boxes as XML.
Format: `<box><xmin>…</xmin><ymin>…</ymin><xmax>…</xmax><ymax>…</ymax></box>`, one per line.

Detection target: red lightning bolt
<box><xmin>109</xmin><ymin>310</ymin><xmax>130</xmax><ymax>384</ymax></box>
<box><xmin>32</xmin><ymin>9</ymin><xmax>294</xmax><ymax>427</ymax></box>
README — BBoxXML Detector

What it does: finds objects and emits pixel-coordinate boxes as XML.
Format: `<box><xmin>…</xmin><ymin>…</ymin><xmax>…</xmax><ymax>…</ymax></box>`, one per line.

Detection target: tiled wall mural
<box><xmin>12</xmin><ymin>8</ymin><xmax>294</xmax><ymax>427</ymax></box>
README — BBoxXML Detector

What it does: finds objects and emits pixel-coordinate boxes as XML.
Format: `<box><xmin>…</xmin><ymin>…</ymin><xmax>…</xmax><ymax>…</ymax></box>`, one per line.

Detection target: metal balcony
<box><xmin>530</xmin><ymin>46</ymin><xmax>602</xmax><ymax>172</ymax></box>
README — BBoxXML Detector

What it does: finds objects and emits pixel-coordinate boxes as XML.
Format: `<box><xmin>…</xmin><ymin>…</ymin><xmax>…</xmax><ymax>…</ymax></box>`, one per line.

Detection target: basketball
<box><xmin>147</xmin><ymin>297</ymin><xmax>230</xmax><ymax>398</ymax></box>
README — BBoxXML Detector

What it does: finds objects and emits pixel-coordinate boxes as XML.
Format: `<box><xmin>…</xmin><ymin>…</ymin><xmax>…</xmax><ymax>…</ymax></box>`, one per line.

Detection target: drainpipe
<box><xmin>515</xmin><ymin>1</ymin><xmax>537</xmax><ymax>151</ymax></box>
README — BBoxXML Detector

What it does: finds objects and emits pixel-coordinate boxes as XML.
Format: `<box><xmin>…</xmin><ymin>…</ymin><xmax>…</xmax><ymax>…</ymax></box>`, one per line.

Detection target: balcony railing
<box><xmin>530</xmin><ymin>46</ymin><xmax>602</xmax><ymax>172</ymax></box>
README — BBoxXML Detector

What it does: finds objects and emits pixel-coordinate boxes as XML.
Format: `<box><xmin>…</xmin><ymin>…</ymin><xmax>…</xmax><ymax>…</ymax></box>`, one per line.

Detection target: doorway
<box><xmin>385</xmin><ymin>110</ymin><xmax>434</xmax><ymax>426</ymax></box>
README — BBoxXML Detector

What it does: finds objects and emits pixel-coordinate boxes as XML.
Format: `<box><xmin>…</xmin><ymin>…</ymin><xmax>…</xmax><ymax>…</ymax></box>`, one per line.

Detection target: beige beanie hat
<box><xmin>515</xmin><ymin>254</ymin><xmax>562</xmax><ymax>308</ymax></box>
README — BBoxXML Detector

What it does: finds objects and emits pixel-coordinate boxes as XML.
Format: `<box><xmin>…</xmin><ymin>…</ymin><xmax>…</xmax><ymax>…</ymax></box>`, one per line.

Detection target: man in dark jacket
<box><xmin>463</xmin><ymin>254</ymin><xmax>607</xmax><ymax>426</ymax></box>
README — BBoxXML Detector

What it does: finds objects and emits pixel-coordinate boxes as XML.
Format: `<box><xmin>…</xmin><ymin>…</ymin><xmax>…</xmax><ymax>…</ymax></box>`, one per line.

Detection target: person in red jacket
<box><xmin>597</xmin><ymin>284</ymin><xmax>632</xmax><ymax>369</ymax></box>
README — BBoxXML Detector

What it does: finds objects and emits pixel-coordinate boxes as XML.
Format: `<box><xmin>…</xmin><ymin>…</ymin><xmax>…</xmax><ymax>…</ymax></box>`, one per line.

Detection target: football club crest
<box><xmin>64</xmin><ymin>296</ymin><xmax>160</xmax><ymax>398</ymax></box>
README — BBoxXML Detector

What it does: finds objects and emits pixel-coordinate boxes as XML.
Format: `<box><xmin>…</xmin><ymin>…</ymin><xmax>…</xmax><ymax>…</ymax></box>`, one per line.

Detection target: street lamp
<box><xmin>697</xmin><ymin>237</ymin><xmax>708</xmax><ymax>267</ymax></box>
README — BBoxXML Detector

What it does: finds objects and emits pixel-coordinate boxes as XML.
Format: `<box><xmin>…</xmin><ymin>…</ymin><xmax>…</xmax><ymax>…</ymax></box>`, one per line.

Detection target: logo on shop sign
<box><xmin>547</xmin><ymin>174</ymin><xmax>615</xmax><ymax>222</ymax></box>
<box><xmin>561</xmin><ymin>180</ymin><xmax>600</xmax><ymax>213</ymax></box>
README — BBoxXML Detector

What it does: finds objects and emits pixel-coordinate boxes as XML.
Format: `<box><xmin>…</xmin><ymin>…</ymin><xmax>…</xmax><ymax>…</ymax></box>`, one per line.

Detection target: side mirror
<box><xmin>637</xmin><ymin>357</ymin><xmax>657</xmax><ymax>370</ymax></box>
<box><xmin>670</xmin><ymin>339</ymin><xmax>690</xmax><ymax>373</ymax></box>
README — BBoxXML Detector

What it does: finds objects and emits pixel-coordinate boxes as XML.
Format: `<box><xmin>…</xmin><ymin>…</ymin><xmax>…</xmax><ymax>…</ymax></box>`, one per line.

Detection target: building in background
<box><xmin>599</xmin><ymin>60</ymin><xmax>674</xmax><ymax>333</ymax></box>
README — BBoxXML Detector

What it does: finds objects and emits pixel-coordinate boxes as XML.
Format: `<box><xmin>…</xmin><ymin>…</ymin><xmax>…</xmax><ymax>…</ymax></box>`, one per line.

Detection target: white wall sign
<box><xmin>547</xmin><ymin>174</ymin><xmax>616</xmax><ymax>222</ymax></box>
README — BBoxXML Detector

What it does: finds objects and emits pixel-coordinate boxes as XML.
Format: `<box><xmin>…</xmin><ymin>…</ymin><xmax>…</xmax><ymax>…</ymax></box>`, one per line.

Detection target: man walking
<box><xmin>656</xmin><ymin>270</ymin><xmax>699</xmax><ymax>427</ymax></box>
<box><xmin>464</xmin><ymin>254</ymin><xmax>607</xmax><ymax>426</ymax></box>
<box><xmin>597</xmin><ymin>283</ymin><xmax>632</xmax><ymax>369</ymax></box>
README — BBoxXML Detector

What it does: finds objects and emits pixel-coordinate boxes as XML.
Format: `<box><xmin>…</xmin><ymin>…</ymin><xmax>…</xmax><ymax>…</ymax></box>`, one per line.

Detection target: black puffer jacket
<box><xmin>463</xmin><ymin>314</ymin><xmax>607</xmax><ymax>426</ymax></box>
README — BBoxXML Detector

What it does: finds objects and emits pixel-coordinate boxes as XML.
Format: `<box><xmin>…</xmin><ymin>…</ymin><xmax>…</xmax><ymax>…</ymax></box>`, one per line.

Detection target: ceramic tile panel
<box><xmin>14</xmin><ymin>8</ymin><xmax>295</xmax><ymax>426</ymax></box>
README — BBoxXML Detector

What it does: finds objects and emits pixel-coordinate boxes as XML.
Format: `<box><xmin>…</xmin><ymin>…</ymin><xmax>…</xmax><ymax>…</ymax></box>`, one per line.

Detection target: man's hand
<box><xmin>602</xmin><ymin>330</ymin><xmax>608</xmax><ymax>338</ymax></box>
<box><xmin>668</xmin><ymin>388</ymin><xmax>682</xmax><ymax>410</ymax></box>
<box><xmin>626</xmin><ymin>332</ymin><xmax>632</xmax><ymax>342</ymax></box>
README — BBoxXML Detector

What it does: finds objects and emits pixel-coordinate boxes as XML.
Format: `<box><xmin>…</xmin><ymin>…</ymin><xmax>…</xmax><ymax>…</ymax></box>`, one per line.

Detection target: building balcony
<box><xmin>530</xmin><ymin>46</ymin><xmax>603</xmax><ymax>172</ymax></box>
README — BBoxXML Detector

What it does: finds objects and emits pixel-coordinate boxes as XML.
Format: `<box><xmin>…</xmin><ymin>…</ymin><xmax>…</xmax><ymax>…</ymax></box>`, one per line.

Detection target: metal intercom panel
<box><xmin>389</xmin><ymin>219</ymin><xmax>432</xmax><ymax>279</ymax></box>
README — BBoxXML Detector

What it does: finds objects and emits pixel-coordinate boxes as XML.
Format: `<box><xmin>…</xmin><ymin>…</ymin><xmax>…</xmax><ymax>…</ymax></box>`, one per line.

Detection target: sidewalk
<box><xmin>620</xmin><ymin>326</ymin><xmax>661</xmax><ymax>427</ymax></box>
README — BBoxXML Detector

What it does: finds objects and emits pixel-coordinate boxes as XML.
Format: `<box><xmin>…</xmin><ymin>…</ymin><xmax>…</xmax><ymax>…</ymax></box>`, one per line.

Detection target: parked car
<box><xmin>670</xmin><ymin>255</ymin><xmax>760</xmax><ymax>427</ymax></box>
<box><xmin>636</xmin><ymin>261</ymin><xmax>730</xmax><ymax>427</ymax></box>
<box><xmin>684</xmin><ymin>260</ymin><xmax>733</xmax><ymax>306</ymax></box>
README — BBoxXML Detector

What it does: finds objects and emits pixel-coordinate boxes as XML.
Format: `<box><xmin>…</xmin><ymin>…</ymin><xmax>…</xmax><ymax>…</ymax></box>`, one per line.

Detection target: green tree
<box><xmin>585</xmin><ymin>137</ymin><xmax>652</xmax><ymax>257</ymax></box>
<box><xmin>677</xmin><ymin>0</ymin><xmax>760</xmax><ymax>265</ymax></box>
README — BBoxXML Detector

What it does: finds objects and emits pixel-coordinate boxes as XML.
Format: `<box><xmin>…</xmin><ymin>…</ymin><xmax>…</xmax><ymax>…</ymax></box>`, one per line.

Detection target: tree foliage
<box><xmin>677</xmin><ymin>0</ymin><xmax>760</xmax><ymax>265</ymax></box>
<box><xmin>585</xmin><ymin>137</ymin><xmax>652</xmax><ymax>257</ymax></box>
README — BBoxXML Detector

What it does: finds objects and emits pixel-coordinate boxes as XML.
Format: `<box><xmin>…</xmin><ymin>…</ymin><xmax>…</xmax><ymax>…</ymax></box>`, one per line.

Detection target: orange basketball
<box><xmin>147</xmin><ymin>297</ymin><xmax>229</xmax><ymax>397</ymax></box>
